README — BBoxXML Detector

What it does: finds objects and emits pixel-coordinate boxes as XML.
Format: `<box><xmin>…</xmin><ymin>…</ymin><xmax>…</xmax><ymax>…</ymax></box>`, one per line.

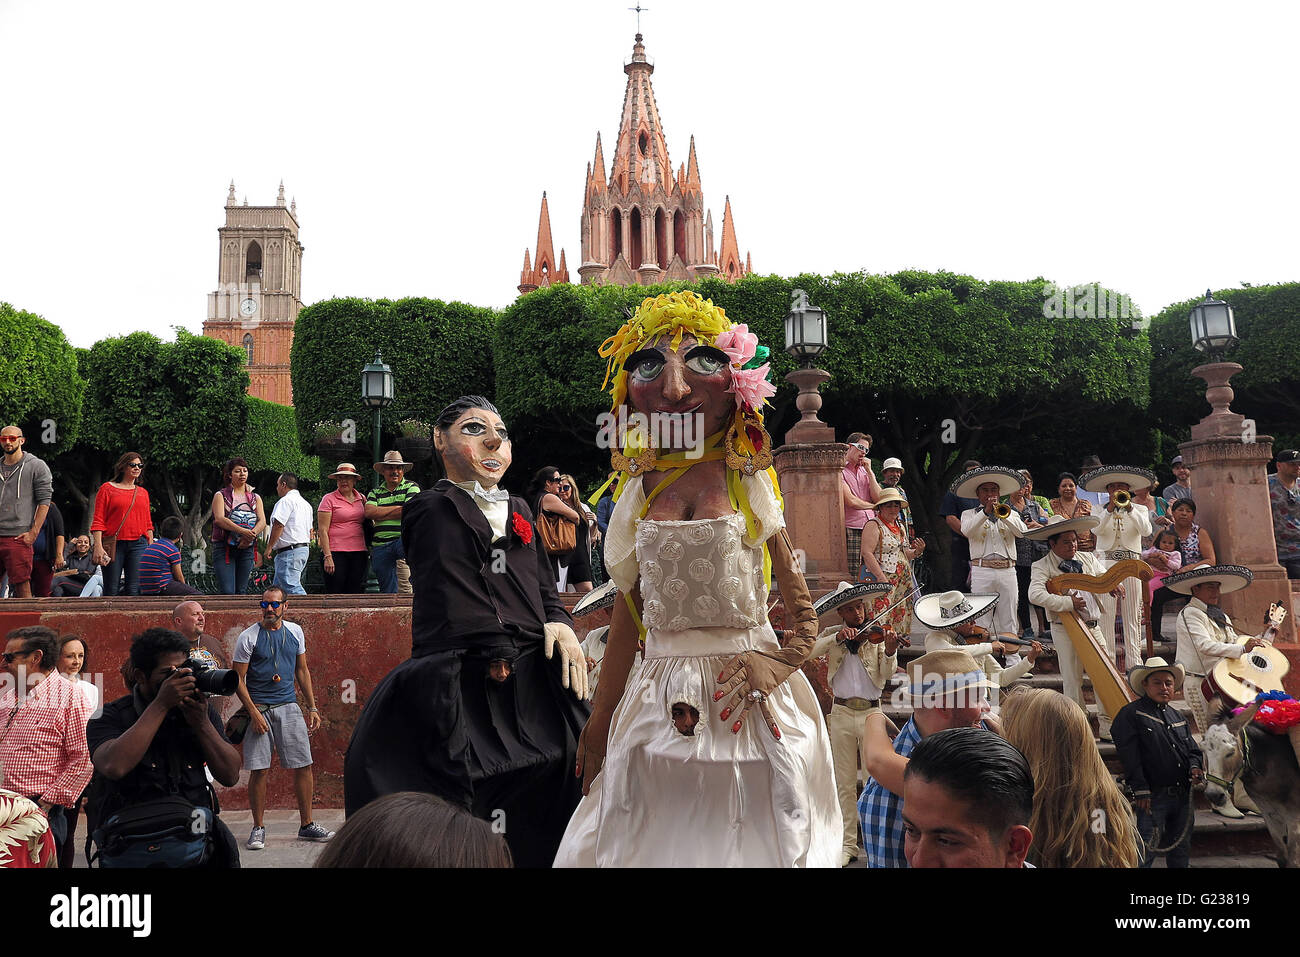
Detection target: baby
<box><xmin>1142</xmin><ymin>528</ymin><xmax>1183</xmax><ymax>600</ymax></box>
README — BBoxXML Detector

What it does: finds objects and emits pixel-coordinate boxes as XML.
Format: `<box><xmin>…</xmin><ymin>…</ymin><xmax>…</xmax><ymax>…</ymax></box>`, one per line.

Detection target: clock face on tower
<box><xmin>240</xmin><ymin>298</ymin><xmax>258</xmax><ymax>317</ymax></box>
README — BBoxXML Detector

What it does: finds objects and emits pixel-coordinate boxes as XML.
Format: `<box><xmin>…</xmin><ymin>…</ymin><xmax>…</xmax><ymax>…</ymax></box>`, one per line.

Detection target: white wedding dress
<box><xmin>554</xmin><ymin>473</ymin><xmax>841</xmax><ymax>867</ymax></box>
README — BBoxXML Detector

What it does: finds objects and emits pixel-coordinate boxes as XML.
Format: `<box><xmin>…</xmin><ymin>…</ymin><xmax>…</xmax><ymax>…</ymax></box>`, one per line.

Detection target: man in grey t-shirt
<box><xmin>0</xmin><ymin>425</ymin><xmax>53</xmax><ymax>598</ymax></box>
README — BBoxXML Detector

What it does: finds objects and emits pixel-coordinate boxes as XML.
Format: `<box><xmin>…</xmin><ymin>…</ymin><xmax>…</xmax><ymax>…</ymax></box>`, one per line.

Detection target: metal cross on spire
<box><xmin>628</xmin><ymin>3</ymin><xmax>649</xmax><ymax>33</ymax></box>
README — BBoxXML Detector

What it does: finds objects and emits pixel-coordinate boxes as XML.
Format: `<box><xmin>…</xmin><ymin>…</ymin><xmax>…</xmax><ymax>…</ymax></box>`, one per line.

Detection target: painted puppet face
<box><xmin>624</xmin><ymin>333</ymin><xmax>733</xmax><ymax>449</ymax></box>
<box><xmin>435</xmin><ymin>407</ymin><xmax>511</xmax><ymax>489</ymax></box>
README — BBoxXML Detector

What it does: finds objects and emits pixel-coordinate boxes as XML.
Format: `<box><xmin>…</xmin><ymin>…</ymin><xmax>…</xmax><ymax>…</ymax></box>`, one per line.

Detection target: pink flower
<box><xmin>713</xmin><ymin>325</ymin><xmax>757</xmax><ymax>368</ymax></box>
<box><xmin>728</xmin><ymin>364</ymin><xmax>777</xmax><ymax>411</ymax></box>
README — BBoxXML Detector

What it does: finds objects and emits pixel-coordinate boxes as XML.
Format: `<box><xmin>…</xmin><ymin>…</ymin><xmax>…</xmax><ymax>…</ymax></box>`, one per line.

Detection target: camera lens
<box><xmin>195</xmin><ymin>667</ymin><xmax>239</xmax><ymax>696</ymax></box>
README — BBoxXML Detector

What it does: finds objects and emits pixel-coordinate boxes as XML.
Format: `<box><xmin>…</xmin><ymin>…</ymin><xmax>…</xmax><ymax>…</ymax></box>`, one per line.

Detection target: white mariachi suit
<box><xmin>1028</xmin><ymin>549</ymin><xmax>1115</xmax><ymax>731</ymax></box>
<box><xmin>960</xmin><ymin>507</ymin><xmax>1028</xmax><ymax>641</ymax></box>
<box><xmin>923</xmin><ymin>629</ymin><xmax>1034</xmax><ymax>704</ymax></box>
<box><xmin>1091</xmin><ymin>504</ymin><xmax>1151</xmax><ymax>669</ymax></box>
<box><xmin>1175</xmin><ymin>597</ymin><xmax>1259</xmax><ymax>734</ymax></box>
<box><xmin>810</xmin><ymin>623</ymin><xmax>898</xmax><ymax>862</ymax></box>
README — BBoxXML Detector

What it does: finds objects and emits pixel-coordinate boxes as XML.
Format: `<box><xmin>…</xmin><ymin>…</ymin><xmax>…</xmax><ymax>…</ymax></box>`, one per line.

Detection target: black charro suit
<box><xmin>344</xmin><ymin>482</ymin><xmax>590</xmax><ymax>867</ymax></box>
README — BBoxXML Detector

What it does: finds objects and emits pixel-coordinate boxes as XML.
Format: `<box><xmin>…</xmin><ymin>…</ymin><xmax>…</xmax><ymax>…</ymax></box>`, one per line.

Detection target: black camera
<box><xmin>183</xmin><ymin>657</ymin><xmax>238</xmax><ymax>696</ymax></box>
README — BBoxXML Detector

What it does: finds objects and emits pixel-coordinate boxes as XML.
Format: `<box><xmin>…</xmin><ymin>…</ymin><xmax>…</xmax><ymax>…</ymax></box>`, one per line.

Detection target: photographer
<box><xmin>86</xmin><ymin>628</ymin><xmax>242</xmax><ymax>867</ymax></box>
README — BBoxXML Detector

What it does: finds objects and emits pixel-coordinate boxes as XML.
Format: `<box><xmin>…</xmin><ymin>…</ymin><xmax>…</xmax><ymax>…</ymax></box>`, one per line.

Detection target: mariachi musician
<box><xmin>1026</xmin><ymin>515</ymin><xmax>1124</xmax><ymax>740</ymax></box>
<box><xmin>1079</xmin><ymin>465</ymin><xmax>1155</xmax><ymax>671</ymax></box>
<box><xmin>956</xmin><ymin>467</ymin><xmax>1029</xmax><ymax>658</ymax></box>
<box><xmin>1167</xmin><ymin>563</ymin><xmax>1281</xmax><ymax>817</ymax></box>
<box><xmin>918</xmin><ymin>590</ymin><xmax>1041</xmax><ymax>701</ymax></box>
<box><xmin>810</xmin><ymin>580</ymin><xmax>899</xmax><ymax>868</ymax></box>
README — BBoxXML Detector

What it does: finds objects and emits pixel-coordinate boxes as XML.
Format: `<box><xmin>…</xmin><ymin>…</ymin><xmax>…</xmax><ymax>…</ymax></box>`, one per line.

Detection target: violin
<box><xmin>962</xmin><ymin>624</ymin><xmax>1052</xmax><ymax>649</ymax></box>
<box><xmin>843</xmin><ymin>623</ymin><xmax>911</xmax><ymax>649</ymax></box>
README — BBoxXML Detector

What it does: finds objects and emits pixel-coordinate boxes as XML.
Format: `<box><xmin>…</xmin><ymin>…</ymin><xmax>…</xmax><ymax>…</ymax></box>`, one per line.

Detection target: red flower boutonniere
<box><xmin>512</xmin><ymin>512</ymin><xmax>533</xmax><ymax>544</ymax></box>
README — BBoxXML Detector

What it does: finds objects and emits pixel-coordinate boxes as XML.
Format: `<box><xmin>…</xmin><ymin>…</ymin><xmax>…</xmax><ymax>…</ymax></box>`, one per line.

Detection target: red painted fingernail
<box><xmin>720</xmin><ymin>708</ymin><xmax>731</xmax><ymax>720</ymax></box>
<box><xmin>731</xmin><ymin>721</ymin><xmax>743</xmax><ymax>733</ymax></box>
<box><xmin>713</xmin><ymin>690</ymin><xmax>726</xmax><ymax>701</ymax></box>
<box><xmin>718</xmin><ymin>671</ymin><xmax>726</xmax><ymax>682</ymax></box>
<box><xmin>772</xmin><ymin>726</ymin><xmax>781</xmax><ymax>740</ymax></box>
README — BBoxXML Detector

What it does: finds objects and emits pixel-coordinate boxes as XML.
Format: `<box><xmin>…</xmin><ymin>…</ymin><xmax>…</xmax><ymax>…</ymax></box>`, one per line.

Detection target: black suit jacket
<box><xmin>403</xmin><ymin>481</ymin><xmax>571</xmax><ymax>655</ymax></box>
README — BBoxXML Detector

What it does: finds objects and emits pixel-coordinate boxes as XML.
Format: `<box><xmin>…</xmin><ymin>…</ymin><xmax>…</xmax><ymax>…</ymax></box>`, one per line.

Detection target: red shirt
<box><xmin>90</xmin><ymin>482</ymin><xmax>154</xmax><ymax>540</ymax></box>
<box><xmin>0</xmin><ymin>672</ymin><xmax>93</xmax><ymax>808</ymax></box>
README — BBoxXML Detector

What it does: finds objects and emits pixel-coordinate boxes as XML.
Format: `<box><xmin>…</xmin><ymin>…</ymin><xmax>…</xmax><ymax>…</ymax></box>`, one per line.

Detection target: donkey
<box><xmin>1201</xmin><ymin>701</ymin><xmax>1300</xmax><ymax>867</ymax></box>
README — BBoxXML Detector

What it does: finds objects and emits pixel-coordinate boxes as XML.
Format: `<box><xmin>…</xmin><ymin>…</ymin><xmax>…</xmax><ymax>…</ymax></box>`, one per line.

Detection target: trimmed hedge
<box><xmin>0</xmin><ymin>302</ymin><xmax>85</xmax><ymax>454</ymax></box>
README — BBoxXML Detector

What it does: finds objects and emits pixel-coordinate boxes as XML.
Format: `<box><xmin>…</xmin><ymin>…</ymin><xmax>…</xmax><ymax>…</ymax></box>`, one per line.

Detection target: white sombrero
<box><xmin>572</xmin><ymin>579</ymin><xmax>619</xmax><ymax>618</ymax></box>
<box><xmin>951</xmin><ymin>466</ymin><xmax>1024</xmax><ymax>499</ymax></box>
<box><xmin>1020</xmin><ymin>514</ymin><xmax>1101</xmax><ymax>542</ymax></box>
<box><xmin>913</xmin><ymin>590</ymin><xmax>998</xmax><ymax>630</ymax></box>
<box><xmin>1128</xmin><ymin>656</ymin><xmax>1186</xmax><ymax>694</ymax></box>
<box><xmin>1163</xmin><ymin>564</ymin><xmax>1253</xmax><ymax>596</ymax></box>
<box><xmin>814</xmin><ymin>580</ymin><xmax>891</xmax><ymax>617</ymax></box>
<box><xmin>1077</xmin><ymin>466</ymin><xmax>1158</xmax><ymax>494</ymax></box>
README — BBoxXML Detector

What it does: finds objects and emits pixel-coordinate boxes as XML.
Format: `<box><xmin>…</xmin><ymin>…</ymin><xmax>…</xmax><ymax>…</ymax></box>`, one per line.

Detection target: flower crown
<box><xmin>598</xmin><ymin>291</ymin><xmax>776</xmax><ymax>415</ymax></box>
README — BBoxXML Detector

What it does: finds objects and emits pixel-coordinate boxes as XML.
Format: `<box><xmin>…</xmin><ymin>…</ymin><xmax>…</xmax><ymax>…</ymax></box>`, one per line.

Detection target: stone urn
<box><xmin>395</xmin><ymin>436</ymin><xmax>433</xmax><ymax>461</ymax></box>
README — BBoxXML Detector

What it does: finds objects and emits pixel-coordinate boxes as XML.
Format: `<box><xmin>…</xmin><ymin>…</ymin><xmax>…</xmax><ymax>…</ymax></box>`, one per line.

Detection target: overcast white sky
<box><xmin>2</xmin><ymin>0</ymin><xmax>1296</xmax><ymax>347</ymax></box>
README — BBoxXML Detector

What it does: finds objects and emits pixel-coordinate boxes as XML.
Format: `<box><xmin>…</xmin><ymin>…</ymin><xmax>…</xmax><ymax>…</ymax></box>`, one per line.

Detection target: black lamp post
<box><xmin>1188</xmin><ymin>289</ymin><xmax>1239</xmax><ymax>361</ymax></box>
<box><xmin>361</xmin><ymin>350</ymin><xmax>395</xmax><ymax>489</ymax></box>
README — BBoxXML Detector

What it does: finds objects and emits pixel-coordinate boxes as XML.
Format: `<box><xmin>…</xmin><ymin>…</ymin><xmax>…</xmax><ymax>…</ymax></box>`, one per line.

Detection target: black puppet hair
<box><xmin>434</xmin><ymin>396</ymin><xmax>501</xmax><ymax>431</ymax></box>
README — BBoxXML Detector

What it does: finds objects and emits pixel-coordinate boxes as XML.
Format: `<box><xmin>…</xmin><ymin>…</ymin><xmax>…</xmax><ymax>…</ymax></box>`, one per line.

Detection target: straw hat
<box><xmin>1128</xmin><ymin>656</ymin><xmax>1186</xmax><ymax>694</ymax></box>
<box><xmin>872</xmin><ymin>488</ymin><xmax>907</xmax><ymax>509</ymax></box>
<box><xmin>1163</xmin><ymin>564</ymin><xmax>1253</xmax><ymax>596</ymax></box>
<box><xmin>951</xmin><ymin>466</ymin><xmax>1023</xmax><ymax>499</ymax></box>
<box><xmin>814</xmin><ymin>581</ymin><xmax>891</xmax><ymax>617</ymax></box>
<box><xmin>373</xmin><ymin>450</ymin><xmax>414</xmax><ymax>473</ymax></box>
<box><xmin>328</xmin><ymin>463</ymin><xmax>363</xmax><ymax>480</ymax></box>
<box><xmin>913</xmin><ymin>590</ymin><xmax>998</xmax><ymax>630</ymax></box>
<box><xmin>1077</xmin><ymin>465</ymin><xmax>1158</xmax><ymax>494</ymax></box>
<box><xmin>905</xmin><ymin>649</ymin><xmax>1000</xmax><ymax>703</ymax></box>
<box><xmin>1020</xmin><ymin>514</ymin><xmax>1101</xmax><ymax>542</ymax></box>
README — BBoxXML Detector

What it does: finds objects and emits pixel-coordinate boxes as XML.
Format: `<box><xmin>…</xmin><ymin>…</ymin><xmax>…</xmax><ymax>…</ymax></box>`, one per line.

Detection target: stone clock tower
<box><xmin>203</xmin><ymin>181</ymin><xmax>304</xmax><ymax>406</ymax></box>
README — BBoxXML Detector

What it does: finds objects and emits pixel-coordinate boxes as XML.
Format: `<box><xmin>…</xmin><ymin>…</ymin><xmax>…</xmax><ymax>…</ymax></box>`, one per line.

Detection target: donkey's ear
<box><xmin>1227</xmin><ymin>701</ymin><xmax>1260</xmax><ymax>733</ymax></box>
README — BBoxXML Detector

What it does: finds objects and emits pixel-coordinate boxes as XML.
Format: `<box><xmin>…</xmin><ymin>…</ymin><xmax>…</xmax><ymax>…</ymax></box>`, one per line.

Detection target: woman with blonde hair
<box><xmin>1003</xmin><ymin>687</ymin><xmax>1140</xmax><ymax>868</ymax></box>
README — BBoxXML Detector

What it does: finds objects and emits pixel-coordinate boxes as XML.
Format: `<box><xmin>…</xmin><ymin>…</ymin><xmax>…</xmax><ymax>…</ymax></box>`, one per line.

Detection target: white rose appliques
<box><xmin>663</xmin><ymin>577</ymin><xmax>690</xmax><ymax>601</ymax></box>
<box><xmin>642</xmin><ymin>560</ymin><xmax>664</xmax><ymax>587</ymax></box>
<box><xmin>717</xmin><ymin>576</ymin><xmax>742</xmax><ymax>601</ymax></box>
<box><xmin>693</xmin><ymin>595</ymin><xmax>720</xmax><ymax>621</ymax></box>
<box><xmin>643</xmin><ymin>599</ymin><xmax>666</xmax><ymax>629</ymax></box>
<box><xmin>659</xmin><ymin>539</ymin><xmax>685</xmax><ymax>562</ymax></box>
<box><xmin>688</xmin><ymin>558</ymin><xmax>715</xmax><ymax>583</ymax></box>
<box><xmin>637</xmin><ymin>523</ymin><xmax>661</xmax><ymax>547</ymax></box>
<box><xmin>685</xmin><ymin>524</ymin><xmax>715</xmax><ymax>546</ymax></box>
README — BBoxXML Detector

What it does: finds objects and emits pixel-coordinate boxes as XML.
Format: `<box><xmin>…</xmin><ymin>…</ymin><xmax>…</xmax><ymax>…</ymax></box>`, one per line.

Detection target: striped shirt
<box><xmin>137</xmin><ymin>538</ymin><xmax>182</xmax><ymax>595</ymax></box>
<box><xmin>366</xmin><ymin>480</ymin><xmax>420</xmax><ymax>545</ymax></box>
<box><xmin>859</xmin><ymin>717</ymin><xmax>922</xmax><ymax>868</ymax></box>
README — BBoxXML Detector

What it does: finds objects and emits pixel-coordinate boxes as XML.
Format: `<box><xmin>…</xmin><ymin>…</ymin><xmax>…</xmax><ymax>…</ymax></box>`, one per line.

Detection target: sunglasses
<box><xmin>1</xmin><ymin>650</ymin><xmax>30</xmax><ymax>663</ymax></box>
<box><xmin>559</xmin><ymin>484</ymin><xmax>572</xmax><ymax>492</ymax></box>
<box><xmin>260</xmin><ymin>601</ymin><xmax>283</xmax><ymax>610</ymax></box>
<box><xmin>128</xmin><ymin>462</ymin><xmax>143</xmax><ymax>469</ymax></box>
<box><xmin>547</xmin><ymin>476</ymin><xmax>561</xmax><ymax>482</ymax></box>
<box><xmin>0</xmin><ymin>437</ymin><xmax>20</xmax><ymax>443</ymax></box>
<box><xmin>851</xmin><ymin>443</ymin><xmax>869</xmax><ymax>453</ymax></box>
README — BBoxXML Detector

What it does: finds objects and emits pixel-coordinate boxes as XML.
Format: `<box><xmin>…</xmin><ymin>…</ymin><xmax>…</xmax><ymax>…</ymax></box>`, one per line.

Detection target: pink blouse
<box><xmin>319</xmin><ymin>490</ymin><xmax>366</xmax><ymax>552</ymax></box>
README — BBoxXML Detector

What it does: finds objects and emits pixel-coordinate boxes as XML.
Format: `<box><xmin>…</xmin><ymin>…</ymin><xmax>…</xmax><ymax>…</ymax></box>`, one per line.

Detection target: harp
<box><xmin>1045</xmin><ymin>559</ymin><xmax>1151</xmax><ymax>718</ymax></box>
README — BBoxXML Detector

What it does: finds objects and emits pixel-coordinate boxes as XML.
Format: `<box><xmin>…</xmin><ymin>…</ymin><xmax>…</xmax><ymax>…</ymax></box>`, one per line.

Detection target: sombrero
<box><xmin>814</xmin><ymin>580</ymin><xmax>891</xmax><ymax>617</ymax></box>
<box><xmin>905</xmin><ymin>649</ymin><xmax>1000</xmax><ymax>703</ymax></box>
<box><xmin>1020</xmin><ymin>514</ymin><xmax>1101</xmax><ymax>542</ymax></box>
<box><xmin>913</xmin><ymin>590</ymin><xmax>998</xmax><ymax>630</ymax></box>
<box><xmin>1163</xmin><ymin>564</ymin><xmax>1253</xmax><ymax>596</ymax></box>
<box><xmin>1128</xmin><ymin>656</ymin><xmax>1186</xmax><ymax>694</ymax></box>
<box><xmin>1077</xmin><ymin>466</ymin><xmax>1158</xmax><ymax>494</ymax></box>
<box><xmin>573</xmin><ymin>579</ymin><xmax>619</xmax><ymax>618</ymax></box>
<box><xmin>951</xmin><ymin>466</ymin><xmax>1023</xmax><ymax>499</ymax></box>
<box><xmin>328</xmin><ymin>463</ymin><xmax>363</xmax><ymax>480</ymax></box>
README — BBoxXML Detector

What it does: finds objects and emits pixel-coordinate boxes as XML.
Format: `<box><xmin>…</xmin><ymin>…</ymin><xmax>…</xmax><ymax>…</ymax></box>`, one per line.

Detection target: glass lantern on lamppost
<box><xmin>783</xmin><ymin>289</ymin><xmax>833</xmax><ymax>443</ymax></box>
<box><xmin>361</xmin><ymin>350</ymin><xmax>395</xmax><ymax>487</ymax></box>
<box><xmin>1188</xmin><ymin>289</ymin><xmax>1239</xmax><ymax>361</ymax></box>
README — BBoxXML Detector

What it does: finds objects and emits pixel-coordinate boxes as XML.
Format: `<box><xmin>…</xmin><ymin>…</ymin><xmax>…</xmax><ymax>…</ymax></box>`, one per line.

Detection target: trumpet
<box><xmin>993</xmin><ymin>502</ymin><xmax>1012</xmax><ymax>520</ymax></box>
<box><xmin>1113</xmin><ymin>490</ymin><xmax>1132</xmax><ymax>508</ymax></box>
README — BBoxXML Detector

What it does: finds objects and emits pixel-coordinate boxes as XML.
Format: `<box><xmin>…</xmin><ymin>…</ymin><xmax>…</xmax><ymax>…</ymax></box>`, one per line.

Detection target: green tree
<box><xmin>290</xmin><ymin>297</ymin><xmax>497</xmax><ymax>457</ymax></box>
<box><xmin>234</xmin><ymin>396</ymin><xmax>322</xmax><ymax>493</ymax></box>
<box><xmin>58</xmin><ymin>329</ymin><xmax>250</xmax><ymax>540</ymax></box>
<box><xmin>1148</xmin><ymin>283</ymin><xmax>1300</xmax><ymax>454</ymax></box>
<box><xmin>0</xmin><ymin>302</ymin><xmax>85</xmax><ymax>455</ymax></box>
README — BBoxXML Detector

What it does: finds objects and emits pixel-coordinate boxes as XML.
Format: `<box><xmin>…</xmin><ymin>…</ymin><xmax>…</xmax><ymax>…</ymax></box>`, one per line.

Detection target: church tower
<box><xmin>203</xmin><ymin>181</ymin><xmax>303</xmax><ymax>406</ymax></box>
<box><xmin>516</xmin><ymin>33</ymin><xmax>752</xmax><ymax>293</ymax></box>
<box><xmin>519</xmin><ymin>192</ymin><xmax>569</xmax><ymax>294</ymax></box>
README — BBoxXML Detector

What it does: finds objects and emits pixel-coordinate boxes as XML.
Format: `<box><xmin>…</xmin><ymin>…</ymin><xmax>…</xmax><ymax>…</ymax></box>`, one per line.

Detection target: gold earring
<box><xmin>724</xmin><ymin>412</ymin><xmax>773</xmax><ymax>476</ymax></box>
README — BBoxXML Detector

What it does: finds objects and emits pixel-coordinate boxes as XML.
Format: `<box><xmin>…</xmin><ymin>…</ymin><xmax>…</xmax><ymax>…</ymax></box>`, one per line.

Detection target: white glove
<box><xmin>544</xmin><ymin>621</ymin><xmax>590</xmax><ymax>701</ymax></box>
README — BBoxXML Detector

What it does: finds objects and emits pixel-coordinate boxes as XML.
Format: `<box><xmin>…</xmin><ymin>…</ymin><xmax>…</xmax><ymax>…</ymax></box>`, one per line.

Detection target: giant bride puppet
<box><xmin>555</xmin><ymin>291</ymin><xmax>840</xmax><ymax>867</ymax></box>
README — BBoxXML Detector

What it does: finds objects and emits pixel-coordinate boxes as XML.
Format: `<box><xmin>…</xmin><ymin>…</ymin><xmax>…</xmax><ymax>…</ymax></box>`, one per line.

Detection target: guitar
<box><xmin>1202</xmin><ymin>603</ymin><xmax>1290</xmax><ymax>707</ymax></box>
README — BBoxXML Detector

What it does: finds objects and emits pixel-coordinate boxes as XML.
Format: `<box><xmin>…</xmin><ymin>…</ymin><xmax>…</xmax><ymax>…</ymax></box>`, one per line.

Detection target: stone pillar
<box><xmin>1178</xmin><ymin>362</ymin><xmax>1297</xmax><ymax>654</ymax></box>
<box><xmin>773</xmin><ymin>367</ymin><xmax>848</xmax><ymax>594</ymax></box>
